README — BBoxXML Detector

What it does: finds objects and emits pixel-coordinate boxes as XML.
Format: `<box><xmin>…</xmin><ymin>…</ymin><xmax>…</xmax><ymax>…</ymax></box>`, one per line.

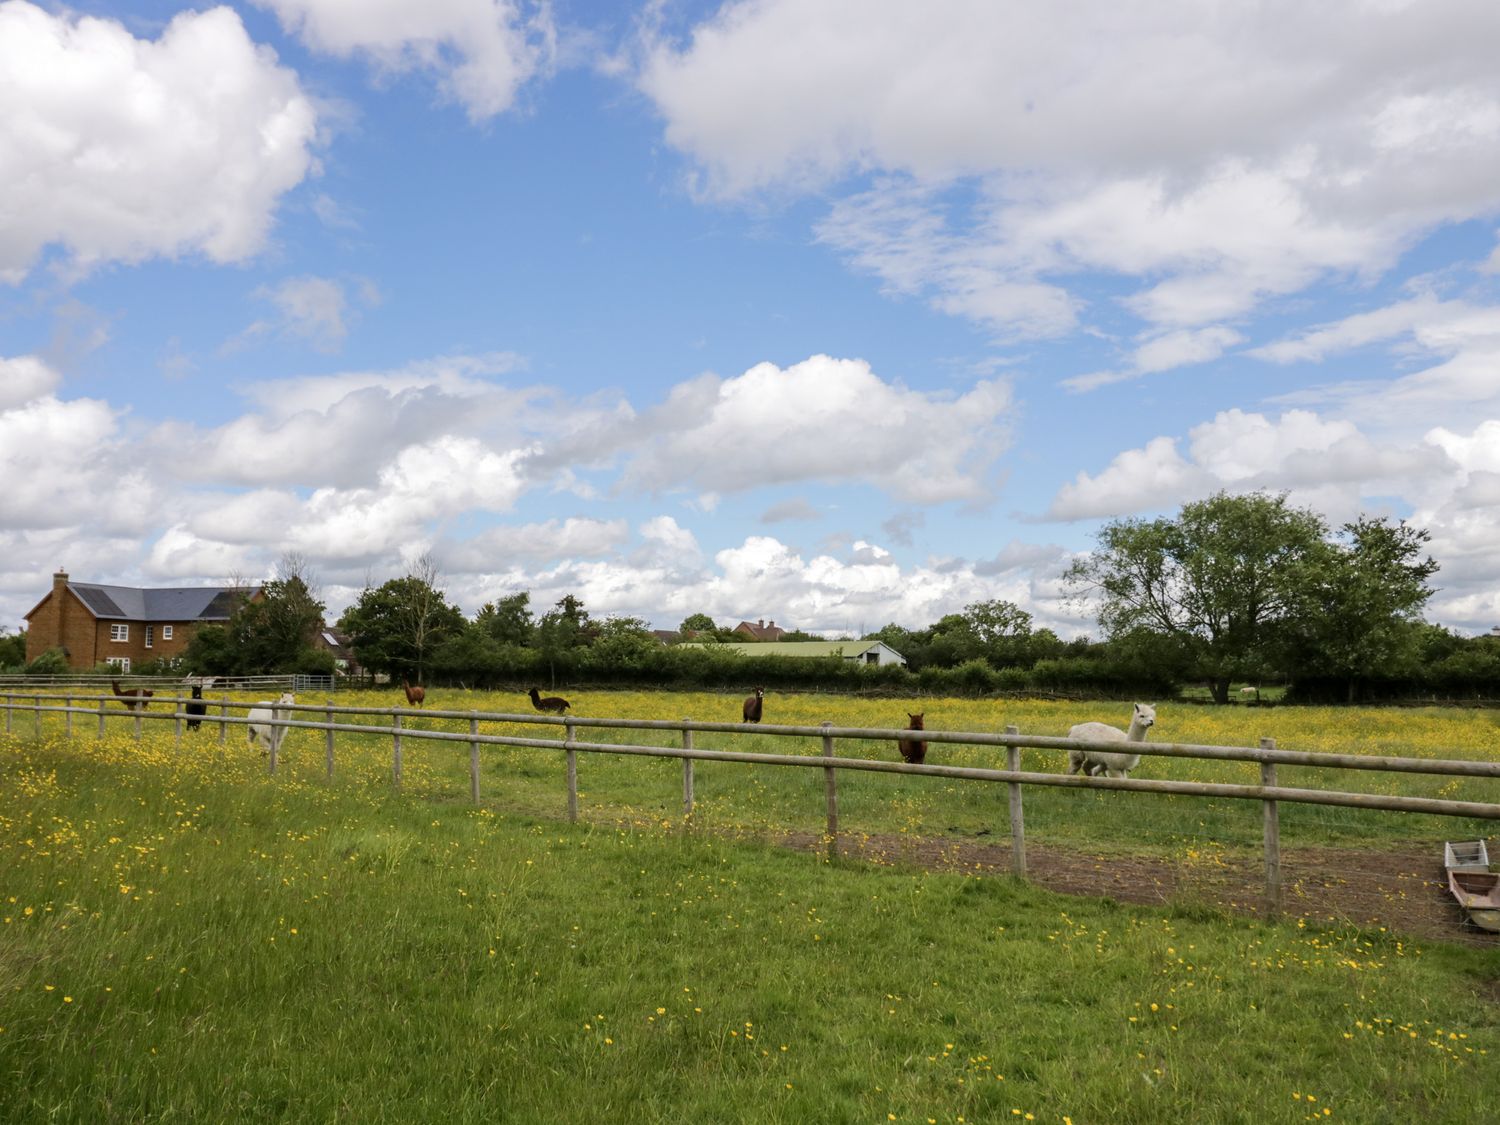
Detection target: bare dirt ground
<box><xmin>780</xmin><ymin>830</ymin><xmax>1500</xmax><ymax>949</ymax></box>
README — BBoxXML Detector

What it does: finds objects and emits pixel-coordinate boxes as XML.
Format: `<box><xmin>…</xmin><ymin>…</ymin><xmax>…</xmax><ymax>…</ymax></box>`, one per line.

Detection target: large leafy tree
<box><xmin>230</xmin><ymin>576</ymin><xmax>326</xmax><ymax>673</ymax></box>
<box><xmin>535</xmin><ymin>594</ymin><xmax>592</xmax><ymax>686</ymax></box>
<box><xmin>475</xmin><ymin>592</ymin><xmax>536</xmax><ymax>647</ymax></box>
<box><xmin>1066</xmin><ymin>491</ymin><xmax>1327</xmax><ymax>703</ymax></box>
<box><xmin>586</xmin><ymin>615</ymin><xmax>660</xmax><ymax>670</ymax></box>
<box><xmin>1284</xmin><ymin>517</ymin><xmax>1438</xmax><ymax>701</ymax></box>
<box><xmin>338</xmin><ymin>557</ymin><xmax>465</xmax><ymax>681</ymax></box>
<box><xmin>184</xmin><ymin>558</ymin><xmax>329</xmax><ymax>675</ymax></box>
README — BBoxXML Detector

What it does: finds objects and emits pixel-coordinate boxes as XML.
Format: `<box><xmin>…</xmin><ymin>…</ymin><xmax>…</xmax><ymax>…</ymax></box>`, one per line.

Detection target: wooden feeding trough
<box><xmin>1443</xmin><ymin>840</ymin><xmax>1500</xmax><ymax>933</ymax></box>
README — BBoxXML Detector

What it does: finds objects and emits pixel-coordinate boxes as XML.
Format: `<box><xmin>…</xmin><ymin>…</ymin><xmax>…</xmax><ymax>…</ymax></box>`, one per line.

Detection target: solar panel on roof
<box><xmin>73</xmin><ymin>586</ymin><xmax>125</xmax><ymax>617</ymax></box>
<box><xmin>202</xmin><ymin>592</ymin><xmax>238</xmax><ymax>618</ymax></box>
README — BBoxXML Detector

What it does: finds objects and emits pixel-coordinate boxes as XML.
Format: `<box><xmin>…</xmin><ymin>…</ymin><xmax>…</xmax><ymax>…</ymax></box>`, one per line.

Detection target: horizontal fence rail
<box><xmin>3</xmin><ymin>690</ymin><xmax>1498</xmax><ymax>919</ymax></box>
<box><xmin>0</xmin><ymin>674</ymin><xmax>319</xmax><ymax>691</ymax></box>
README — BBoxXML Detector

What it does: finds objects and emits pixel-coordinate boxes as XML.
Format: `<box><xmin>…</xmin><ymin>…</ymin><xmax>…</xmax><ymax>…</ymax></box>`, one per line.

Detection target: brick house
<box><xmin>23</xmin><ymin>570</ymin><xmax>255</xmax><ymax>672</ymax></box>
<box><xmin>733</xmin><ymin>618</ymin><xmax>787</xmax><ymax>641</ymax></box>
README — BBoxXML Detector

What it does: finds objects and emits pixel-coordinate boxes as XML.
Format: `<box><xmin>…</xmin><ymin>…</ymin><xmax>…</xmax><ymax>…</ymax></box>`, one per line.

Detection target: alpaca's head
<box><xmin>1132</xmin><ymin>703</ymin><xmax>1156</xmax><ymax>729</ymax></box>
<box><xmin>906</xmin><ymin>713</ymin><xmax>924</xmax><ymax>730</ymax></box>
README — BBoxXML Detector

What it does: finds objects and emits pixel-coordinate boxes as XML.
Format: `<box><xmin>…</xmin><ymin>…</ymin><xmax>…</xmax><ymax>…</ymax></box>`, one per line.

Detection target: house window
<box><xmin>145</xmin><ymin>626</ymin><xmax>154</xmax><ymax>648</ymax></box>
<box><xmin>109</xmin><ymin>624</ymin><xmax>129</xmax><ymax>642</ymax></box>
<box><xmin>162</xmin><ymin>625</ymin><xmax>174</xmax><ymax>641</ymax></box>
<box><xmin>106</xmin><ymin>656</ymin><xmax>130</xmax><ymax>672</ymax></box>
<box><xmin>865</xmin><ymin>651</ymin><xmax>879</xmax><ymax>665</ymax></box>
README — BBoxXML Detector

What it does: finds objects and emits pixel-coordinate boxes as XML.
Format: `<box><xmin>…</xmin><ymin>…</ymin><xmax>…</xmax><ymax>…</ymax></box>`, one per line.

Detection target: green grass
<box><xmin>6</xmin><ymin>687</ymin><xmax>1500</xmax><ymax>859</ymax></box>
<box><xmin>2</xmin><ymin>703</ymin><xmax>1500</xmax><ymax>1124</ymax></box>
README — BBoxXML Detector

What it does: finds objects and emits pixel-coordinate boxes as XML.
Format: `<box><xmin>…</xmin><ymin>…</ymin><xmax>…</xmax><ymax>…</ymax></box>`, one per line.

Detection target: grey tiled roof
<box><xmin>68</xmin><ymin>583</ymin><xmax>247</xmax><ymax>622</ymax></box>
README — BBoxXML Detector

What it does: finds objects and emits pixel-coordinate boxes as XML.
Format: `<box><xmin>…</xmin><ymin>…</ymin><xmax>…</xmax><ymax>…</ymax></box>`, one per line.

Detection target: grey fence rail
<box><xmin>0</xmin><ymin>673</ymin><xmax>333</xmax><ymax>692</ymax></box>
<box><xmin>3</xmin><ymin>690</ymin><xmax>1498</xmax><ymax>916</ymax></box>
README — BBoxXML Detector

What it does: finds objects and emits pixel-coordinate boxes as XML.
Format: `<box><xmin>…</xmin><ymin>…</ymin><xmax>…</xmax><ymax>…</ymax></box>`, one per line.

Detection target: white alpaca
<box><xmin>247</xmin><ymin>692</ymin><xmax>296</xmax><ymax>755</ymax></box>
<box><xmin>1067</xmin><ymin>702</ymin><xmax>1155</xmax><ymax>779</ymax></box>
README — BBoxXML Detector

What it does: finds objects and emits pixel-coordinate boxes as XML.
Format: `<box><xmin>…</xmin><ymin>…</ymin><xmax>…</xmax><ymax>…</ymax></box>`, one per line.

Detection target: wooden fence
<box><xmin>4</xmin><ymin>690</ymin><xmax>1499</xmax><ymax>916</ymax></box>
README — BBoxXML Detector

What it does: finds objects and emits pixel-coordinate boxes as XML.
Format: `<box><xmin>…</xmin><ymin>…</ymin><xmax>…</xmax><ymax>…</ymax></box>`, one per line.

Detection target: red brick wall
<box><xmin>92</xmin><ymin>621</ymin><xmax>198</xmax><ymax>671</ymax></box>
<box><xmin>25</xmin><ymin>576</ymin><xmax>100</xmax><ymax>669</ymax></box>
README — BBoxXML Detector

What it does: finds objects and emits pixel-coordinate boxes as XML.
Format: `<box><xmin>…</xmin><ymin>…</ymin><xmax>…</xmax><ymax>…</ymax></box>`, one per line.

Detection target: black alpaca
<box><xmin>742</xmin><ymin>687</ymin><xmax>764</xmax><ymax>723</ymax></box>
<box><xmin>185</xmin><ymin>683</ymin><xmax>206</xmax><ymax>732</ymax></box>
<box><xmin>529</xmin><ymin>687</ymin><xmax>570</xmax><ymax>714</ymax></box>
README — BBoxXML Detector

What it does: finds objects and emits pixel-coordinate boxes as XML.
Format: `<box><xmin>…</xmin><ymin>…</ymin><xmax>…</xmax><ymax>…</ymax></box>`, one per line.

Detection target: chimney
<box><xmin>53</xmin><ymin>569</ymin><xmax>69</xmax><ymax>596</ymax></box>
<box><xmin>758</xmin><ymin>619</ymin><xmax>764</xmax><ymax>628</ymax></box>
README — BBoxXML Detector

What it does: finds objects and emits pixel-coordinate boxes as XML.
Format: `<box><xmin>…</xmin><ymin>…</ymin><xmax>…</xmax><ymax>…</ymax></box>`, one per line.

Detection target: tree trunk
<box><xmin>1211</xmin><ymin>677</ymin><xmax>1231</xmax><ymax>704</ymax></box>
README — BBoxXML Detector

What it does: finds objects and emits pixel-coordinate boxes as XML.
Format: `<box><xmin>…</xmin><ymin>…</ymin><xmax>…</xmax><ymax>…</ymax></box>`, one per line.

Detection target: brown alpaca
<box><xmin>402</xmin><ymin>678</ymin><xmax>426</xmax><ymax>708</ymax></box>
<box><xmin>897</xmin><ymin>713</ymin><xmax>927</xmax><ymax>764</ymax></box>
<box><xmin>529</xmin><ymin>687</ymin><xmax>570</xmax><ymax>714</ymax></box>
<box><xmin>742</xmin><ymin>687</ymin><xmax>764</xmax><ymax>723</ymax></box>
<box><xmin>111</xmin><ymin>679</ymin><xmax>153</xmax><ymax>711</ymax></box>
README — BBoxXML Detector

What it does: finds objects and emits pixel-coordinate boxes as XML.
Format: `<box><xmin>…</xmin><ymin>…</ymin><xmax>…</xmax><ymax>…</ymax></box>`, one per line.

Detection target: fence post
<box><xmin>97</xmin><ymin>698</ymin><xmax>106</xmax><ymax>739</ymax></box>
<box><xmin>1261</xmin><ymin>738</ymin><xmax>1281</xmax><ymax>916</ymax></box>
<box><xmin>3</xmin><ymin>694</ymin><xmax>10</xmax><ymax>734</ymax></box>
<box><xmin>1006</xmin><ymin>725</ymin><xmax>1026</xmax><ymax>878</ymax></box>
<box><xmin>174</xmin><ymin>701</ymin><xmax>182</xmax><ymax>750</ymax></box>
<box><xmin>268</xmin><ymin>724</ymin><xmax>279</xmax><ymax>776</ymax></box>
<box><xmin>822</xmin><ymin>721</ymin><xmax>838</xmax><ymax>860</ymax></box>
<box><xmin>566</xmin><ymin>719</ymin><xmax>578</xmax><ymax>823</ymax></box>
<box><xmin>65</xmin><ymin>695</ymin><xmax>73</xmax><ymax>738</ymax></box>
<box><xmin>33</xmin><ymin>694</ymin><xmax>42</xmax><ymax>740</ymax></box>
<box><xmin>682</xmin><ymin>722</ymin><xmax>695</xmax><ymax>818</ymax></box>
<box><xmin>325</xmin><ymin>700</ymin><xmax>335</xmax><ymax>780</ymax></box>
<box><xmin>392</xmin><ymin>712</ymin><xmax>403</xmax><ymax>790</ymax></box>
<box><xmin>218</xmin><ymin>695</ymin><xmax>228</xmax><ymax>745</ymax></box>
<box><xmin>469</xmin><ymin>713</ymin><xmax>481</xmax><ymax>804</ymax></box>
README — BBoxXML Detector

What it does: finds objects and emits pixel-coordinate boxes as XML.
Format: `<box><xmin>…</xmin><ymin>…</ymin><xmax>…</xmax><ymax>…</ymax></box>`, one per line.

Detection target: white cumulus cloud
<box><xmin>641</xmin><ymin>0</ymin><xmax>1500</xmax><ymax>340</ymax></box>
<box><xmin>618</xmin><ymin>354</ymin><xmax>1013</xmax><ymax>505</ymax></box>
<box><xmin>255</xmin><ymin>0</ymin><xmax>554</xmax><ymax>120</ymax></box>
<box><xmin>0</xmin><ymin>2</ymin><xmax>319</xmax><ymax>282</ymax></box>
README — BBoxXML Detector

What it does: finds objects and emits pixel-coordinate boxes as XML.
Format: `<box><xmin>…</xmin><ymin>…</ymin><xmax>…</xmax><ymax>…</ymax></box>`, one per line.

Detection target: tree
<box><xmin>181</xmin><ymin>624</ymin><xmax>238</xmax><ymax>676</ymax></box>
<box><xmin>1066</xmin><ymin>491</ymin><xmax>1327</xmax><ymax>703</ymax></box>
<box><xmin>0</xmin><ymin>629</ymin><xmax>25</xmax><ymax>669</ymax></box>
<box><xmin>182</xmin><ymin>556</ymin><xmax>327</xmax><ymax>675</ymax></box>
<box><xmin>1284</xmin><ymin>517</ymin><xmax>1439</xmax><ymax>701</ymax></box>
<box><xmin>476</xmin><ymin>592</ymin><xmax>535</xmax><ymax>647</ymax></box>
<box><xmin>958</xmin><ymin>599</ymin><xmax>1034</xmax><ymax>667</ymax></box>
<box><xmin>586</xmin><ymin>616</ymin><xmax>660</xmax><ymax>671</ymax></box>
<box><xmin>535</xmin><ymin>594</ymin><xmax>592</xmax><ymax>686</ymax></box>
<box><xmin>339</xmin><ymin>557</ymin><xmax>465</xmax><ymax>681</ymax></box>
<box><xmin>678</xmin><ymin>613</ymin><xmax>720</xmax><ymax>637</ymax></box>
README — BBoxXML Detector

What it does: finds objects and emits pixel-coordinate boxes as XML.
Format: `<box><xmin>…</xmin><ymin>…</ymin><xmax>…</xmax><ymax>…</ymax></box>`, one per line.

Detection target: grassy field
<box><xmin>2</xmin><ymin>689</ymin><xmax>1499</xmax><ymax>1122</ymax></box>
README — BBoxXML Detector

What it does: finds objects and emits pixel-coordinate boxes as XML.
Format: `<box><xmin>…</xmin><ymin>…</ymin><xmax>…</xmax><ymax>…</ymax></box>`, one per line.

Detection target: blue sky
<box><xmin>4</xmin><ymin>0</ymin><xmax>1500</xmax><ymax>639</ymax></box>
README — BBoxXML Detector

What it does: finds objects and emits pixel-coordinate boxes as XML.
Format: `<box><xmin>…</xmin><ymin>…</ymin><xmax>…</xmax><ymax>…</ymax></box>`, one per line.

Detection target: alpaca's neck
<box><xmin>1127</xmin><ymin>720</ymin><xmax>1149</xmax><ymax>741</ymax></box>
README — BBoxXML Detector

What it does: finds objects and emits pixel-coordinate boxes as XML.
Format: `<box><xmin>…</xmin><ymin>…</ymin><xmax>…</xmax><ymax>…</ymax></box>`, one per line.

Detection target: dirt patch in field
<box><xmin>778</xmin><ymin>830</ymin><xmax>1499</xmax><ymax>948</ymax></box>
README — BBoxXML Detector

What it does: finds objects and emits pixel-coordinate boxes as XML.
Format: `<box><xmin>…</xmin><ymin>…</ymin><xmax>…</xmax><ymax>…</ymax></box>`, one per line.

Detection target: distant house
<box><xmin>312</xmin><ymin>627</ymin><xmax>360</xmax><ymax>676</ymax></box>
<box><xmin>682</xmin><ymin>639</ymin><xmax>907</xmax><ymax>667</ymax></box>
<box><xmin>733</xmin><ymin>618</ymin><xmax>787</xmax><ymax>642</ymax></box>
<box><xmin>22</xmin><ymin>569</ymin><xmax>255</xmax><ymax>672</ymax></box>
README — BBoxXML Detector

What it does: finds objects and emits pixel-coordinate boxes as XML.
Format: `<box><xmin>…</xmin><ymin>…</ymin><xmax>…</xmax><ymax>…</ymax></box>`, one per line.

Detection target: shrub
<box><xmin>24</xmin><ymin>648</ymin><xmax>70</xmax><ymax>676</ymax></box>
